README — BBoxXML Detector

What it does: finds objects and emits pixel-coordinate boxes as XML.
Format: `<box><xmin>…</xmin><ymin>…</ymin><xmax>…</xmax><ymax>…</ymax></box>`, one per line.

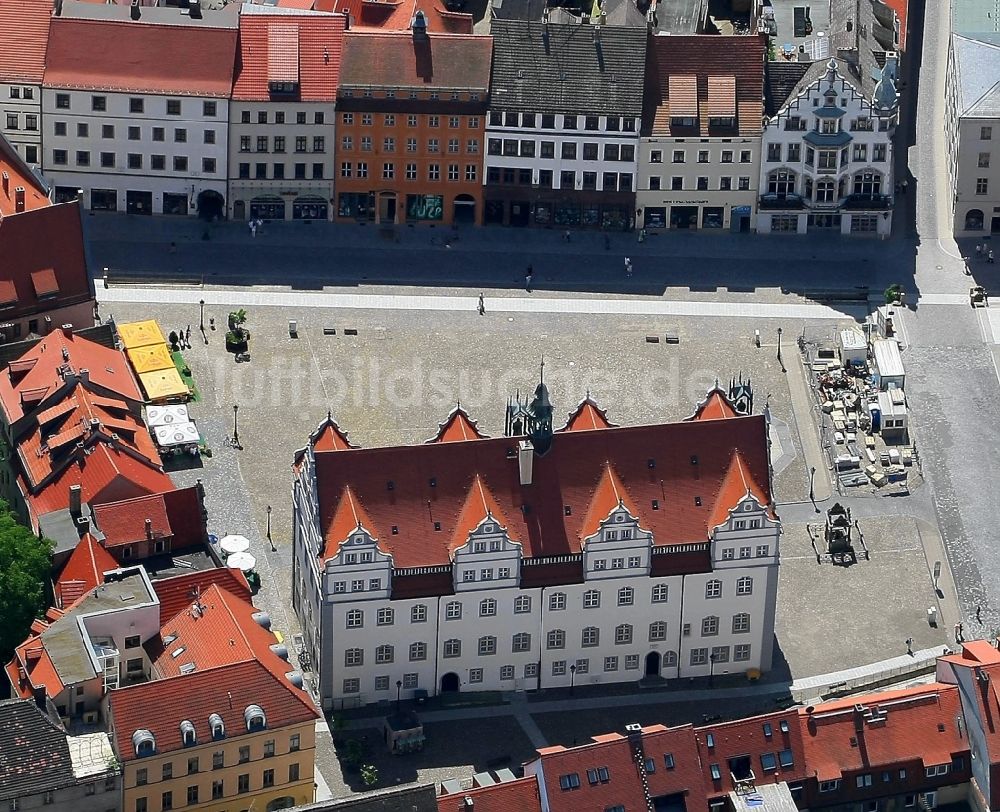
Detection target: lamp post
<box><xmin>709</xmin><ymin>651</ymin><xmax>717</xmax><ymax>688</ymax></box>
<box><xmin>232</xmin><ymin>403</ymin><xmax>240</xmax><ymax>449</ymax></box>
<box><xmin>809</xmin><ymin>466</ymin><xmax>817</xmax><ymax>503</ymax></box>
<box><xmin>199</xmin><ymin>299</ymin><xmax>205</xmax><ymax>331</ymax></box>
<box><xmin>776</xmin><ymin>326</ymin><xmax>783</xmax><ymax>363</ymax></box>
<box><xmin>395</xmin><ymin>679</ymin><xmax>402</xmax><ymax>715</ymax></box>
<box><xmin>266</xmin><ymin>505</ymin><xmax>275</xmax><ymax>552</ymax></box>
<box><xmin>570</xmin><ymin>664</ymin><xmax>577</xmax><ymax>695</ymax></box>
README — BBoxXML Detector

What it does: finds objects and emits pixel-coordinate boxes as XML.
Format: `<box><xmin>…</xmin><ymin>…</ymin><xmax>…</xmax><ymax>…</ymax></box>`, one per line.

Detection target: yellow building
<box><xmin>108</xmin><ymin>655</ymin><xmax>319</xmax><ymax>812</ymax></box>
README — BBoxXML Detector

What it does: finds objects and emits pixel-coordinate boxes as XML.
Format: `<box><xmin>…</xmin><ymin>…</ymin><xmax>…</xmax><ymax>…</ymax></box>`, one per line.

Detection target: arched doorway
<box><xmin>966</xmin><ymin>209</ymin><xmax>985</xmax><ymax>231</ymax></box>
<box><xmin>197</xmin><ymin>190</ymin><xmax>225</xmax><ymax>221</ymax></box>
<box><xmin>644</xmin><ymin>651</ymin><xmax>661</xmax><ymax>677</ymax></box>
<box><xmin>250</xmin><ymin>195</ymin><xmax>286</xmax><ymax>221</ymax></box>
<box><xmin>453</xmin><ymin>194</ymin><xmax>476</xmax><ymax>224</ymax></box>
<box><xmin>440</xmin><ymin>672</ymin><xmax>460</xmax><ymax>693</ymax></box>
<box><xmin>265</xmin><ymin>798</ymin><xmax>296</xmax><ymax>812</ymax></box>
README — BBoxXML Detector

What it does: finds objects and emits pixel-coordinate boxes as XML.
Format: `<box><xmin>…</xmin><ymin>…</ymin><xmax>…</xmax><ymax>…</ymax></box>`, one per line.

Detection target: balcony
<box><xmin>843</xmin><ymin>193</ymin><xmax>893</xmax><ymax>210</ymax></box>
<box><xmin>759</xmin><ymin>193</ymin><xmax>805</xmax><ymax>210</ymax></box>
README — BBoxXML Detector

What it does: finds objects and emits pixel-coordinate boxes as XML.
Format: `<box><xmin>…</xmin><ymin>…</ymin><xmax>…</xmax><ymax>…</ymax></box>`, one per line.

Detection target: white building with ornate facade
<box><xmin>292</xmin><ymin>382</ymin><xmax>781</xmax><ymax>711</ymax></box>
<box><xmin>757</xmin><ymin>57</ymin><xmax>897</xmax><ymax>236</ymax></box>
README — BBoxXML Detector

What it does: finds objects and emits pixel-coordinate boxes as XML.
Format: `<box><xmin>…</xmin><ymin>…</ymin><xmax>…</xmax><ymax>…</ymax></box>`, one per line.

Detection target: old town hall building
<box><xmin>291</xmin><ymin>380</ymin><xmax>781</xmax><ymax>710</ymax></box>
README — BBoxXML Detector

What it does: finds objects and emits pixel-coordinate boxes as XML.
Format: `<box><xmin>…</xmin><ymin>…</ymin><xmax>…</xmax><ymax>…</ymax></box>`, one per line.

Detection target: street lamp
<box><xmin>570</xmin><ymin>664</ymin><xmax>577</xmax><ymax>695</ymax></box>
<box><xmin>199</xmin><ymin>299</ymin><xmax>205</xmax><ymax>331</ymax></box>
<box><xmin>709</xmin><ymin>651</ymin><xmax>717</xmax><ymax>688</ymax></box>
<box><xmin>776</xmin><ymin>326</ymin><xmax>783</xmax><ymax>363</ymax></box>
<box><xmin>395</xmin><ymin>679</ymin><xmax>402</xmax><ymax>715</ymax></box>
<box><xmin>266</xmin><ymin>505</ymin><xmax>276</xmax><ymax>551</ymax></box>
<box><xmin>809</xmin><ymin>466</ymin><xmax>817</xmax><ymax>503</ymax></box>
<box><xmin>232</xmin><ymin>403</ymin><xmax>240</xmax><ymax>449</ymax></box>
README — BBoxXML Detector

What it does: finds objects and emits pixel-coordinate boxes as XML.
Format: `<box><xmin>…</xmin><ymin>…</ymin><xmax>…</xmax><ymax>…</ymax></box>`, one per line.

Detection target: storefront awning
<box><xmin>119</xmin><ymin>320</ymin><xmax>167</xmax><ymax>350</ymax></box>
<box><xmin>139</xmin><ymin>368</ymin><xmax>189</xmax><ymax>402</ymax></box>
<box><xmin>127</xmin><ymin>343</ymin><xmax>175</xmax><ymax>374</ymax></box>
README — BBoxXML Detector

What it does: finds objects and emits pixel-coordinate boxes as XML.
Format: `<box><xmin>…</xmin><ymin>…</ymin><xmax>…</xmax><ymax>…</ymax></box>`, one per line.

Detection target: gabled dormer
<box><xmin>708</xmin><ymin>451</ymin><xmax>780</xmax><ymax>568</ymax></box>
<box><xmin>425</xmin><ymin>403</ymin><xmax>488</xmax><ymax>444</ymax></box>
<box><xmin>559</xmin><ymin>393</ymin><xmax>617</xmax><ymax>433</ymax></box>
<box><xmin>451</xmin><ymin>475</ymin><xmax>521</xmax><ymax>591</ymax></box>
<box><xmin>686</xmin><ymin>381</ymin><xmax>740</xmax><ymax>421</ymax></box>
<box><xmin>579</xmin><ymin>464</ymin><xmax>652</xmax><ymax>579</ymax></box>
<box><xmin>321</xmin><ymin>485</ymin><xmax>391</xmax><ymax>601</ymax></box>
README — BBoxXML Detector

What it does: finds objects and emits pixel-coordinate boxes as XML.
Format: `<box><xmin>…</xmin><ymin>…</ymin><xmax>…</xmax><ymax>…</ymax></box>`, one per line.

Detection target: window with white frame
<box><xmin>512</xmin><ymin>632</ymin><xmax>531</xmax><ymax>652</ymax></box>
<box><xmin>375</xmin><ymin>645</ymin><xmax>393</xmax><ymax>664</ymax></box>
<box><xmin>480</xmin><ymin>598</ymin><xmax>497</xmax><ymax>617</ymax></box>
<box><xmin>549</xmin><ymin>593</ymin><xmax>567</xmax><ymax>611</ymax></box>
<box><xmin>443</xmin><ymin>639</ymin><xmax>461</xmax><ymax>658</ymax></box>
<box><xmin>652</xmin><ymin>584</ymin><xmax>669</xmax><ymax>602</ymax></box>
<box><xmin>649</xmin><ymin>621</ymin><xmax>667</xmax><ymax>641</ymax></box>
<box><xmin>735</xmin><ymin>643</ymin><xmax>752</xmax><ymax>661</ymax></box>
<box><xmin>705</xmin><ymin>580</ymin><xmax>722</xmax><ymax>599</ymax></box>
<box><xmin>479</xmin><ymin>636</ymin><xmax>497</xmax><ymax>656</ymax></box>
<box><xmin>582</xmin><ymin>627</ymin><xmax>600</xmax><ymax>647</ymax></box>
<box><xmin>469</xmin><ymin>668</ymin><xmax>484</xmax><ymax>683</ymax></box>
<box><xmin>445</xmin><ymin>601</ymin><xmax>462</xmax><ymax>620</ymax></box>
<box><xmin>552</xmin><ymin>660</ymin><xmax>567</xmax><ymax>676</ymax></box>
<box><xmin>702</xmin><ymin>616</ymin><xmax>719</xmax><ymax>636</ymax></box>
<box><xmin>604</xmin><ymin>656</ymin><xmax>619</xmax><ymax>671</ymax></box>
<box><xmin>411</xmin><ymin>604</ymin><xmax>427</xmax><ymax>623</ymax></box>
<box><xmin>344</xmin><ymin>648</ymin><xmax>363</xmax><ymax>667</ymax></box>
<box><xmin>514</xmin><ymin>595</ymin><xmax>532</xmax><ymax>613</ymax></box>
<box><xmin>583</xmin><ymin>590</ymin><xmax>601</xmax><ymax>608</ymax></box>
<box><xmin>376</xmin><ymin>607</ymin><xmax>394</xmax><ymax>626</ymax></box>
<box><xmin>618</xmin><ymin>587</ymin><xmax>634</xmax><ymax>606</ymax></box>
<box><xmin>547</xmin><ymin>629</ymin><xmax>566</xmax><ymax>649</ymax></box>
<box><xmin>345</xmin><ymin>610</ymin><xmax>363</xmax><ymax>628</ymax></box>
<box><xmin>732</xmin><ymin>613</ymin><xmax>751</xmax><ymax>633</ymax></box>
<box><xmin>736</xmin><ymin>577</ymin><xmax>753</xmax><ymax>595</ymax></box>
<box><xmin>615</xmin><ymin>624</ymin><xmax>633</xmax><ymax>645</ymax></box>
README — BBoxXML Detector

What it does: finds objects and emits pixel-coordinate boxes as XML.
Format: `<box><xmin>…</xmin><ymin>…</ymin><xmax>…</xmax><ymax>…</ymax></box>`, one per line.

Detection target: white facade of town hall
<box><xmin>292</xmin><ymin>422</ymin><xmax>781</xmax><ymax>711</ymax></box>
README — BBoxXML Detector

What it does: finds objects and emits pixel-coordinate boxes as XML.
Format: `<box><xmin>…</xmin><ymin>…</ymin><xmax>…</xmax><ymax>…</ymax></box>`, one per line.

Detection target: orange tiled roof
<box><xmin>338</xmin><ymin>31</ymin><xmax>490</xmax><ymax>90</ymax></box>
<box><xmin>451</xmin><ymin>474</ymin><xmax>516</xmax><ymax>553</ymax></box>
<box><xmin>0</xmin><ymin>0</ymin><xmax>53</xmax><ymax>83</ymax></box>
<box><xmin>0</xmin><ymin>329</ymin><xmax>141</xmax><ymax>425</ymax></box>
<box><xmin>232</xmin><ymin>11</ymin><xmax>346</xmax><ymax>102</ymax></box>
<box><xmin>438</xmin><ymin>777</ymin><xmax>543</xmax><ymax>812</ymax></box>
<box><xmin>707</xmin><ymin>450</ymin><xmax>771</xmax><ymax>530</ymax></box>
<box><xmin>55</xmin><ymin>533</ymin><xmax>119</xmax><ymax>609</ymax></box>
<box><xmin>579</xmin><ymin>463</ymin><xmax>641</xmax><ymax>540</ymax></box>
<box><xmin>801</xmin><ymin>683</ymin><xmax>966</xmax><ymax>782</ymax></box>
<box><xmin>92</xmin><ymin>493</ymin><xmax>172</xmax><ymax>549</ymax></box>
<box><xmin>336</xmin><ymin>0</ymin><xmax>473</xmax><ymax>33</ymax></box>
<box><xmin>5</xmin><ymin>619</ymin><xmax>65</xmax><ymax>701</ymax></box>
<box><xmin>560</xmin><ymin>395</ymin><xmax>617</xmax><ymax>432</ymax></box>
<box><xmin>108</xmin><ymin>659</ymin><xmax>318</xmax><ymax>762</ymax></box>
<box><xmin>688</xmin><ymin>387</ymin><xmax>739</xmax><ymax>421</ymax></box>
<box><xmin>314</xmin><ymin>411</ymin><xmax>772</xmax><ymax>568</ymax></box>
<box><xmin>427</xmin><ymin>404</ymin><xmax>487</xmax><ymax>443</ymax></box>
<box><xmin>152</xmin><ymin>567</ymin><xmax>251</xmax><ymax>625</ymax></box>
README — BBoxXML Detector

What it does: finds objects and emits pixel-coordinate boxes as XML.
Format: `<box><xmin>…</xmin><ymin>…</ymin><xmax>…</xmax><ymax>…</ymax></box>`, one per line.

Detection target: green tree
<box><xmin>0</xmin><ymin>500</ymin><xmax>52</xmax><ymax>662</ymax></box>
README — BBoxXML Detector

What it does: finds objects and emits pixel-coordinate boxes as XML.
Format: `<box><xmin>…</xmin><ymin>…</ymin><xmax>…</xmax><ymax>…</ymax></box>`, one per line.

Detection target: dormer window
<box><xmin>179</xmin><ymin>720</ymin><xmax>196</xmax><ymax>746</ymax></box>
<box><xmin>209</xmin><ymin>713</ymin><xmax>225</xmax><ymax>741</ymax></box>
<box><xmin>244</xmin><ymin>704</ymin><xmax>266</xmax><ymax>732</ymax></box>
<box><xmin>132</xmin><ymin>729</ymin><xmax>155</xmax><ymax>758</ymax></box>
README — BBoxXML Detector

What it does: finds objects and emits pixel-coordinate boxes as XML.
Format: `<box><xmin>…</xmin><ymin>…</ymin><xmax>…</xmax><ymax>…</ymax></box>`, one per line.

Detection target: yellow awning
<box><xmin>119</xmin><ymin>320</ymin><xmax>167</xmax><ymax>350</ymax></box>
<box><xmin>127</xmin><ymin>344</ymin><xmax>174</xmax><ymax>374</ymax></box>
<box><xmin>139</xmin><ymin>368</ymin><xmax>189</xmax><ymax>402</ymax></box>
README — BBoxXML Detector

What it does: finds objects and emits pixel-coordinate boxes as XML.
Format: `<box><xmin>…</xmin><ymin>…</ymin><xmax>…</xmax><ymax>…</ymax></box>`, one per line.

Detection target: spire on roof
<box><xmin>528</xmin><ymin>357</ymin><xmax>553</xmax><ymax>454</ymax></box>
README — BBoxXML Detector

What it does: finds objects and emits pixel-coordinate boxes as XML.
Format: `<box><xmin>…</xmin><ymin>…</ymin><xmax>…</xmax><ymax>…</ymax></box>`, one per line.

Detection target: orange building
<box><xmin>334</xmin><ymin>26</ymin><xmax>492</xmax><ymax>226</ymax></box>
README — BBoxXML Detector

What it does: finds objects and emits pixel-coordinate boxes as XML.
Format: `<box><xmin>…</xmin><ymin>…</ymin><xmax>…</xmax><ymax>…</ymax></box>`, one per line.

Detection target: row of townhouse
<box><xmin>0</xmin><ymin>0</ymin><xmax>899</xmax><ymax>231</ymax></box>
<box><xmin>291</xmin><ymin>377</ymin><xmax>782</xmax><ymax>711</ymax></box>
<box><xmin>435</xmin><ymin>640</ymin><xmax>998</xmax><ymax>812</ymax></box>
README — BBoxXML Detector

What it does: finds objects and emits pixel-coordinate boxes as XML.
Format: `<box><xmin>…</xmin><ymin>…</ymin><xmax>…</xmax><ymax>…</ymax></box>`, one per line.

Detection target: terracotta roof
<box><xmin>707</xmin><ymin>450</ymin><xmax>771</xmax><ymax>530</ymax></box>
<box><xmin>644</xmin><ymin>34</ymin><xmax>765</xmax><ymax>136</ymax></box>
<box><xmin>312</xmin><ymin>415</ymin><xmax>358</xmax><ymax>451</ymax></box>
<box><xmin>641</xmin><ymin>724</ymin><xmax>711</xmax><ymax>807</ymax></box>
<box><xmin>108</xmin><ymin>659</ymin><xmax>318</xmax><ymax>763</ymax></box>
<box><xmin>688</xmin><ymin>388</ymin><xmax>739</xmax><ymax>421</ymax></box>
<box><xmin>44</xmin><ymin>17</ymin><xmax>238</xmax><ymax>97</ymax></box>
<box><xmin>0</xmin><ymin>137</ymin><xmax>50</xmax><ymax>215</ymax></box>
<box><xmin>426</xmin><ymin>404</ymin><xmax>487</xmax><ymax>443</ymax></box>
<box><xmin>559</xmin><ymin>395</ymin><xmax>617</xmax><ymax>432</ymax></box>
<box><xmin>801</xmin><ymin>683</ymin><xmax>966</xmax><ymax>782</ymax></box>
<box><xmin>0</xmin><ymin>699</ymin><xmax>77</xmax><ymax>803</ymax></box>
<box><xmin>150</xmin><ymin>583</ymin><xmax>289</xmax><ymax>679</ymax></box>
<box><xmin>579</xmin><ymin>463</ymin><xmax>641</xmax><ymax>539</ymax></box>
<box><xmin>313</xmin><ymin>412</ymin><xmax>771</xmax><ymax>569</ymax></box>
<box><xmin>438</xmin><ymin>777</ymin><xmax>543</xmax><ymax>812</ymax></box>
<box><xmin>338</xmin><ymin>31</ymin><xmax>491</xmax><ymax>90</ymax></box>
<box><xmin>884</xmin><ymin>0</ymin><xmax>908</xmax><ymax>49</ymax></box>
<box><xmin>0</xmin><ymin>201</ymin><xmax>91</xmax><ymax>324</ymax></box>
<box><xmin>92</xmin><ymin>493</ymin><xmax>172</xmax><ymax>548</ymax></box>
<box><xmin>0</xmin><ymin>0</ymin><xmax>52</xmax><ymax>83</ymax></box>
<box><xmin>335</xmin><ymin>0</ymin><xmax>473</xmax><ymax>33</ymax></box>
<box><xmin>451</xmin><ymin>474</ymin><xmax>516</xmax><ymax>553</ymax></box>
<box><xmin>55</xmin><ymin>533</ymin><xmax>119</xmax><ymax>609</ymax></box>
<box><xmin>4</xmin><ymin>616</ymin><xmax>65</xmax><ymax>702</ymax></box>
<box><xmin>152</xmin><ymin>567</ymin><xmax>251</xmax><ymax>625</ymax></box>
<box><xmin>0</xmin><ymin>328</ymin><xmax>140</xmax><ymax>425</ymax></box>
<box><xmin>232</xmin><ymin>12</ymin><xmax>346</xmax><ymax>102</ymax></box>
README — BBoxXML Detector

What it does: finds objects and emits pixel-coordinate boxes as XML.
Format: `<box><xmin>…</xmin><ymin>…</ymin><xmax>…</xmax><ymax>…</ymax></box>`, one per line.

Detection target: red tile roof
<box><xmin>54</xmin><ymin>533</ymin><xmax>119</xmax><ymax>609</ymax></box>
<box><xmin>336</xmin><ymin>0</ymin><xmax>473</xmax><ymax>33</ymax></box>
<box><xmin>438</xmin><ymin>777</ymin><xmax>543</xmax><ymax>812</ymax></box>
<box><xmin>427</xmin><ymin>405</ymin><xmax>487</xmax><ymax>443</ymax></box>
<box><xmin>0</xmin><ymin>0</ymin><xmax>52</xmax><ymax>83</ymax></box>
<box><xmin>801</xmin><ymin>683</ymin><xmax>966</xmax><ymax>782</ymax></box>
<box><xmin>644</xmin><ymin>34</ymin><xmax>765</xmax><ymax>137</ymax></box>
<box><xmin>0</xmin><ymin>202</ymin><xmax>91</xmax><ymax>323</ymax></box>
<box><xmin>688</xmin><ymin>387</ymin><xmax>739</xmax><ymax>421</ymax></box>
<box><xmin>313</xmin><ymin>413</ymin><xmax>771</xmax><ymax>569</ymax></box>
<box><xmin>338</xmin><ymin>31</ymin><xmax>491</xmax><ymax>90</ymax></box>
<box><xmin>641</xmin><ymin>724</ymin><xmax>710</xmax><ymax>807</ymax></box>
<box><xmin>312</xmin><ymin>416</ymin><xmax>358</xmax><ymax>451</ymax></box>
<box><xmin>450</xmin><ymin>474</ymin><xmax>515</xmax><ymax>553</ymax></box>
<box><xmin>0</xmin><ymin>328</ymin><xmax>140</xmax><ymax>425</ymax></box>
<box><xmin>4</xmin><ymin>617</ymin><xmax>65</xmax><ymax>701</ymax></box>
<box><xmin>232</xmin><ymin>11</ymin><xmax>346</xmax><ymax>102</ymax></box>
<box><xmin>707</xmin><ymin>450</ymin><xmax>771</xmax><ymax>530</ymax></box>
<box><xmin>44</xmin><ymin>17</ymin><xmax>238</xmax><ymax>97</ymax></box>
<box><xmin>883</xmin><ymin>0</ymin><xmax>907</xmax><ymax>49</ymax></box>
<box><xmin>151</xmin><ymin>583</ymin><xmax>289</xmax><ymax>679</ymax></box>
<box><xmin>560</xmin><ymin>395</ymin><xmax>617</xmax><ymax>432</ymax></box>
<box><xmin>152</xmin><ymin>567</ymin><xmax>251</xmax><ymax>625</ymax></box>
<box><xmin>92</xmin><ymin>493</ymin><xmax>172</xmax><ymax>548</ymax></box>
<box><xmin>108</xmin><ymin>659</ymin><xmax>318</xmax><ymax>762</ymax></box>
<box><xmin>0</xmin><ymin>139</ymin><xmax>50</xmax><ymax>215</ymax></box>
<box><xmin>579</xmin><ymin>463</ymin><xmax>640</xmax><ymax>539</ymax></box>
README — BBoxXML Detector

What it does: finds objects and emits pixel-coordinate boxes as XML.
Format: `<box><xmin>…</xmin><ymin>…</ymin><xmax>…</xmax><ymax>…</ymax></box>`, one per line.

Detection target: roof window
<box><xmin>245</xmin><ymin>704</ymin><xmax>266</xmax><ymax>732</ymax></box>
<box><xmin>180</xmin><ymin>719</ymin><xmax>196</xmax><ymax>746</ymax></box>
<box><xmin>209</xmin><ymin>713</ymin><xmax>225</xmax><ymax>740</ymax></box>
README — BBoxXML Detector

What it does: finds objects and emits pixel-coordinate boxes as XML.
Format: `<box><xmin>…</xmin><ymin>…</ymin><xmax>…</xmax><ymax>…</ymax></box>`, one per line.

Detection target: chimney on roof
<box><xmin>462</xmin><ymin>798</ymin><xmax>474</xmax><ymax>810</ymax></box>
<box><xmin>411</xmin><ymin>9</ymin><xmax>427</xmax><ymax>42</ymax></box>
<box><xmin>76</xmin><ymin>515</ymin><xmax>90</xmax><ymax>534</ymax></box>
<box><xmin>518</xmin><ymin>439</ymin><xmax>534</xmax><ymax>486</ymax></box>
<box><xmin>69</xmin><ymin>484</ymin><xmax>82</xmax><ymax>517</ymax></box>
<box><xmin>130</xmin><ymin>0</ymin><xmax>140</xmax><ymax>20</ymax></box>
<box><xmin>853</xmin><ymin>704</ymin><xmax>866</xmax><ymax>734</ymax></box>
<box><xmin>2</xmin><ymin>172</ymin><xmax>9</xmax><ymax>197</ymax></box>
<box><xmin>79</xmin><ymin>368</ymin><xmax>89</xmax><ymax>384</ymax></box>
<box><xmin>14</xmin><ymin>187</ymin><xmax>25</xmax><ymax>213</ymax></box>
<box><xmin>145</xmin><ymin>518</ymin><xmax>153</xmax><ymax>541</ymax></box>
<box><xmin>188</xmin><ymin>0</ymin><xmax>202</xmax><ymax>19</ymax></box>
<box><xmin>33</xmin><ymin>686</ymin><xmax>48</xmax><ymax>714</ymax></box>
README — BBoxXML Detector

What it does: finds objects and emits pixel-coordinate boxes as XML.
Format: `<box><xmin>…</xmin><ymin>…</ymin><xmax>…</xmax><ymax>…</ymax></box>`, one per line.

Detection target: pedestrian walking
<box><xmin>977</xmin><ymin>605</ymin><xmax>983</xmax><ymax>623</ymax></box>
<box><xmin>977</xmin><ymin>243</ymin><xmax>983</xmax><ymax>259</ymax></box>
<box><xmin>525</xmin><ymin>265</ymin><xmax>533</xmax><ymax>292</ymax></box>
<box><xmin>955</xmin><ymin>622</ymin><xmax>964</xmax><ymax>642</ymax></box>
<box><xmin>248</xmin><ymin>219</ymin><xmax>255</xmax><ymax>236</ymax></box>
<box><xmin>185</xmin><ymin>325</ymin><xmax>192</xmax><ymax>347</ymax></box>
<box><xmin>901</xmin><ymin>179</ymin><xmax>908</xmax><ymax>193</ymax></box>
<box><xmin>477</xmin><ymin>293</ymin><xmax>485</xmax><ymax>316</ymax></box>
<box><xmin>905</xmin><ymin>637</ymin><xmax>914</xmax><ymax>656</ymax></box>
<box><xmin>624</xmin><ymin>256</ymin><xmax>633</xmax><ymax>277</ymax></box>
<box><xmin>990</xmin><ymin>249</ymin><xmax>995</xmax><ymax>264</ymax></box>
<box><xmin>564</xmin><ymin>230</ymin><xmax>571</xmax><ymax>242</ymax></box>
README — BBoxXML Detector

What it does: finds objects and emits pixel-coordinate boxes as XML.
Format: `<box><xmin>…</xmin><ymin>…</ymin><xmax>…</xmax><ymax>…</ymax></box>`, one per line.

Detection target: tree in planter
<box><xmin>225</xmin><ymin>309</ymin><xmax>249</xmax><ymax>352</ymax></box>
<box><xmin>884</xmin><ymin>284</ymin><xmax>903</xmax><ymax>305</ymax></box>
<box><xmin>360</xmin><ymin>764</ymin><xmax>379</xmax><ymax>788</ymax></box>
